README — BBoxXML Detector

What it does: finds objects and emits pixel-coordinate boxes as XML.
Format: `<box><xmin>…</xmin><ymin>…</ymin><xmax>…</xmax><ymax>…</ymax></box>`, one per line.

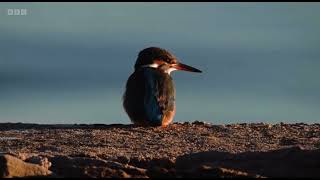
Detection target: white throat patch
<box><xmin>165</xmin><ymin>67</ymin><xmax>177</xmax><ymax>75</ymax></box>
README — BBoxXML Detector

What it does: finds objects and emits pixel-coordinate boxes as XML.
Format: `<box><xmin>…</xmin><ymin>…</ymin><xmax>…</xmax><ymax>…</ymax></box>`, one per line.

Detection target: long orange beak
<box><xmin>171</xmin><ymin>62</ymin><xmax>202</xmax><ymax>73</ymax></box>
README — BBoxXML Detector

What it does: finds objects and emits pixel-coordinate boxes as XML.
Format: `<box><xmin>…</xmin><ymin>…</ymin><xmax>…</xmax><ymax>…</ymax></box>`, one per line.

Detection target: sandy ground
<box><xmin>0</xmin><ymin>121</ymin><xmax>319</xmax><ymax>178</ymax></box>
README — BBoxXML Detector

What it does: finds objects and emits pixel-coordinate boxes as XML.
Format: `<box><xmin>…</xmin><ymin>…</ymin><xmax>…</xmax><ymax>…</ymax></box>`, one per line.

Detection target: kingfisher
<box><xmin>123</xmin><ymin>47</ymin><xmax>202</xmax><ymax>127</ymax></box>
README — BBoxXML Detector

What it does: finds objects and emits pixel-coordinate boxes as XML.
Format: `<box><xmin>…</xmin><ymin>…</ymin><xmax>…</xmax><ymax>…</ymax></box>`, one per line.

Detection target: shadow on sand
<box><xmin>171</xmin><ymin>146</ymin><xmax>320</xmax><ymax>178</ymax></box>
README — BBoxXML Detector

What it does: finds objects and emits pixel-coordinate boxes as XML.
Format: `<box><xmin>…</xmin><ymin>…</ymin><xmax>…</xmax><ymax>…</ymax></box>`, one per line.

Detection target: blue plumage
<box><xmin>123</xmin><ymin>67</ymin><xmax>175</xmax><ymax>126</ymax></box>
<box><xmin>143</xmin><ymin>68</ymin><xmax>163</xmax><ymax>125</ymax></box>
<box><xmin>123</xmin><ymin>47</ymin><xmax>201</xmax><ymax>127</ymax></box>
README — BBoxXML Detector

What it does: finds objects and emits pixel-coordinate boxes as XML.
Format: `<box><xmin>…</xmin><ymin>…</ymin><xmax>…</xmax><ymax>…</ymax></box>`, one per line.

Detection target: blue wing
<box><xmin>143</xmin><ymin>69</ymin><xmax>163</xmax><ymax>125</ymax></box>
<box><xmin>123</xmin><ymin>67</ymin><xmax>175</xmax><ymax>126</ymax></box>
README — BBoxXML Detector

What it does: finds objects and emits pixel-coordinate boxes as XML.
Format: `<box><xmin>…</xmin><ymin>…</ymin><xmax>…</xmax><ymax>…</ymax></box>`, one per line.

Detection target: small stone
<box><xmin>119</xmin><ymin>169</ymin><xmax>131</xmax><ymax>178</ymax></box>
<box><xmin>0</xmin><ymin>154</ymin><xmax>52</xmax><ymax>178</ymax></box>
<box><xmin>201</xmin><ymin>164</ymin><xmax>213</xmax><ymax>170</ymax></box>
<box><xmin>117</xmin><ymin>156</ymin><xmax>130</xmax><ymax>164</ymax></box>
<box><xmin>279</xmin><ymin>137</ymin><xmax>299</xmax><ymax>146</ymax></box>
<box><xmin>17</xmin><ymin>153</ymin><xmax>38</xmax><ymax>161</ymax></box>
<box><xmin>192</xmin><ymin>121</ymin><xmax>205</xmax><ymax>125</ymax></box>
<box><xmin>25</xmin><ymin>156</ymin><xmax>52</xmax><ymax>170</ymax></box>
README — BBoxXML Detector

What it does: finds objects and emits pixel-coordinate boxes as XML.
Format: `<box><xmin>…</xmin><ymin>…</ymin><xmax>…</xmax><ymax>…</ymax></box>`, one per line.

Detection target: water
<box><xmin>1</xmin><ymin>3</ymin><xmax>320</xmax><ymax>124</ymax></box>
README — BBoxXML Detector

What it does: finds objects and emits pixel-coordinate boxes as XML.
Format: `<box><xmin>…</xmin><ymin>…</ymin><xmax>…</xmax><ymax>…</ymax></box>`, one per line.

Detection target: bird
<box><xmin>123</xmin><ymin>47</ymin><xmax>202</xmax><ymax>127</ymax></box>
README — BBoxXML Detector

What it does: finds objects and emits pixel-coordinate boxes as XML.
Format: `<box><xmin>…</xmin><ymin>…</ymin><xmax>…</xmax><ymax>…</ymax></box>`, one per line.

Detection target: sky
<box><xmin>0</xmin><ymin>2</ymin><xmax>320</xmax><ymax>124</ymax></box>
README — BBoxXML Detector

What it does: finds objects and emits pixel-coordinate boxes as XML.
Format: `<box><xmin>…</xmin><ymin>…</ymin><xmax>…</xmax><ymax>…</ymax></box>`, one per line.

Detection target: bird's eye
<box><xmin>162</xmin><ymin>57</ymin><xmax>170</xmax><ymax>63</ymax></box>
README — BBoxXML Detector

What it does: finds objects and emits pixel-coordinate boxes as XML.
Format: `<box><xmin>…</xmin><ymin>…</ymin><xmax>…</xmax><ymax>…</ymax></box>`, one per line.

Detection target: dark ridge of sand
<box><xmin>0</xmin><ymin>122</ymin><xmax>135</xmax><ymax>130</ymax></box>
<box><xmin>0</xmin><ymin>121</ymin><xmax>319</xmax><ymax>178</ymax></box>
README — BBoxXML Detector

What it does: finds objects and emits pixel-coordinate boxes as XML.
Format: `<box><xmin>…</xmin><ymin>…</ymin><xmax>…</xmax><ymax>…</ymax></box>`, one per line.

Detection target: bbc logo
<box><xmin>7</xmin><ymin>9</ymin><xmax>27</xmax><ymax>16</ymax></box>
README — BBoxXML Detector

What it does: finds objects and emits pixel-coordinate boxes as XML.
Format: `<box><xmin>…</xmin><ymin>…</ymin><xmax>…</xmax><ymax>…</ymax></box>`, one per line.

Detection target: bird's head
<box><xmin>135</xmin><ymin>47</ymin><xmax>202</xmax><ymax>74</ymax></box>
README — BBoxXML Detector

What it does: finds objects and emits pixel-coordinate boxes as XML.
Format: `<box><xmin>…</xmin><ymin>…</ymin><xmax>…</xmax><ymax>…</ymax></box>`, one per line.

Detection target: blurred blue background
<box><xmin>1</xmin><ymin>2</ymin><xmax>320</xmax><ymax>124</ymax></box>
